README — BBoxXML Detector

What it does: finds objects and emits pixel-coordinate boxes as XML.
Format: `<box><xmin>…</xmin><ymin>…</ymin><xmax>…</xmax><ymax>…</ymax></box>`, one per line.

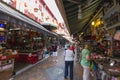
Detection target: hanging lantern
<box><xmin>34</xmin><ymin>8</ymin><xmax>38</xmax><ymax>12</ymax></box>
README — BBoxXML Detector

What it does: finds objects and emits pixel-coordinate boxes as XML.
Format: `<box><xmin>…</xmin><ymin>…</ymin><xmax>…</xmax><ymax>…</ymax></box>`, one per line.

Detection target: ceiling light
<box><xmin>91</xmin><ymin>21</ymin><xmax>95</xmax><ymax>26</ymax></box>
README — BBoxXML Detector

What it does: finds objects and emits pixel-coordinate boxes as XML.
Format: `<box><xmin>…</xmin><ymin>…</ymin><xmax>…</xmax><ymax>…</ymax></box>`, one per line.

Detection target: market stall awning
<box><xmin>0</xmin><ymin>2</ymin><xmax>58</xmax><ymax>36</ymax></box>
<box><xmin>41</xmin><ymin>22</ymin><xmax>58</xmax><ymax>30</ymax></box>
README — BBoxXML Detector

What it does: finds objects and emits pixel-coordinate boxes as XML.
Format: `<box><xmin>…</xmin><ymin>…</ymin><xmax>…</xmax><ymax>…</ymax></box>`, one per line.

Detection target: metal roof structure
<box><xmin>55</xmin><ymin>0</ymin><xmax>105</xmax><ymax>35</ymax></box>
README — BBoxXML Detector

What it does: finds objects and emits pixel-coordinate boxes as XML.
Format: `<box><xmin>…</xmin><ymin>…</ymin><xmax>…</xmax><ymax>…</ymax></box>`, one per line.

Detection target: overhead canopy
<box><xmin>0</xmin><ymin>2</ymin><xmax>58</xmax><ymax>36</ymax></box>
<box><xmin>56</xmin><ymin>0</ymin><xmax>104</xmax><ymax>35</ymax></box>
<box><xmin>41</xmin><ymin>22</ymin><xmax>58</xmax><ymax>30</ymax></box>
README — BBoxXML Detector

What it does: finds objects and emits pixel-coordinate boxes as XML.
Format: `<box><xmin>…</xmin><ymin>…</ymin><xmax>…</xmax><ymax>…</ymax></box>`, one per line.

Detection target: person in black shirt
<box><xmin>52</xmin><ymin>44</ymin><xmax>58</xmax><ymax>62</ymax></box>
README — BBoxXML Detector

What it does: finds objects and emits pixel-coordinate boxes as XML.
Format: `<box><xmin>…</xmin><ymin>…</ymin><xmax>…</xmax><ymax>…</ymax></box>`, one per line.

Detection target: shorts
<box><xmin>52</xmin><ymin>52</ymin><xmax>58</xmax><ymax>56</ymax></box>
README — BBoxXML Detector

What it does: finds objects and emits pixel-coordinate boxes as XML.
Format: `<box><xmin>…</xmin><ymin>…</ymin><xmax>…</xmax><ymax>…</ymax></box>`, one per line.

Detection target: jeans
<box><xmin>82</xmin><ymin>65</ymin><xmax>90</xmax><ymax>80</ymax></box>
<box><xmin>64</xmin><ymin>61</ymin><xmax>74</xmax><ymax>80</ymax></box>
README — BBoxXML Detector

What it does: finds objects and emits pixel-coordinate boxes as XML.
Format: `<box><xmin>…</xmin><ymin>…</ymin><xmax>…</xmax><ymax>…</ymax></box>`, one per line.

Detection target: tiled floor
<box><xmin>13</xmin><ymin>49</ymin><xmax>83</xmax><ymax>80</ymax></box>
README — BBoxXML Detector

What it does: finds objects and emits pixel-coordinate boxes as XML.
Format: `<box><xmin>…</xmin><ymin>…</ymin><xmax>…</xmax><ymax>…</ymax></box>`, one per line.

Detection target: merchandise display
<box><xmin>0</xmin><ymin>19</ymin><xmax>45</xmax><ymax>79</ymax></box>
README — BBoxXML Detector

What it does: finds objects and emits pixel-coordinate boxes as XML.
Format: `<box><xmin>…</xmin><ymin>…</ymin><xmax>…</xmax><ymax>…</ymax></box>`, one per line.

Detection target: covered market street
<box><xmin>0</xmin><ymin>0</ymin><xmax>120</xmax><ymax>80</ymax></box>
<box><xmin>12</xmin><ymin>49</ymin><xmax>83</xmax><ymax>80</ymax></box>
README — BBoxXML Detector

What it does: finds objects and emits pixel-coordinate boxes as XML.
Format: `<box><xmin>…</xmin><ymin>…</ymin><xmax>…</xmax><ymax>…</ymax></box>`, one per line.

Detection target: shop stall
<box><xmin>44</xmin><ymin>34</ymin><xmax>58</xmax><ymax>55</ymax></box>
<box><xmin>5</xmin><ymin>23</ymin><xmax>45</xmax><ymax>73</ymax></box>
<box><xmin>87</xmin><ymin>5</ymin><xmax>120</xmax><ymax>79</ymax></box>
<box><xmin>0</xmin><ymin>1</ymin><xmax>60</xmax><ymax>79</ymax></box>
<box><xmin>0</xmin><ymin>22</ymin><xmax>45</xmax><ymax>75</ymax></box>
<box><xmin>0</xmin><ymin>3</ymin><xmax>45</xmax><ymax>76</ymax></box>
<box><xmin>0</xmin><ymin>21</ymin><xmax>18</xmax><ymax>80</ymax></box>
<box><xmin>90</xmin><ymin>29</ymin><xmax>120</xmax><ymax>80</ymax></box>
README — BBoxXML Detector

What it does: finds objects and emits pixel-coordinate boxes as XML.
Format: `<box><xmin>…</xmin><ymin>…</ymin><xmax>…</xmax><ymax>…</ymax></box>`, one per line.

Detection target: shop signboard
<box><xmin>2</xmin><ymin>0</ymin><xmax>55</xmax><ymax>25</ymax></box>
<box><xmin>2</xmin><ymin>0</ymin><xmax>67</xmax><ymax>35</ymax></box>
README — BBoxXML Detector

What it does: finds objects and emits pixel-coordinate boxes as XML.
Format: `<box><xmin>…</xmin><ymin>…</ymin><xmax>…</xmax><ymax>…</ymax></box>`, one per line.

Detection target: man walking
<box><xmin>64</xmin><ymin>44</ymin><xmax>74</xmax><ymax>80</ymax></box>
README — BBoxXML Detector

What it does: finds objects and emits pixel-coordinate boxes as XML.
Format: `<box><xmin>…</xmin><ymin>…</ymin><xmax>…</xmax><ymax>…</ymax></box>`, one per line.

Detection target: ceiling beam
<box><xmin>76</xmin><ymin>0</ymin><xmax>104</xmax><ymax>34</ymax></box>
<box><xmin>66</xmin><ymin>0</ymin><xmax>80</xmax><ymax>5</ymax></box>
<box><xmin>82</xmin><ymin>0</ymin><xmax>100</xmax><ymax>10</ymax></box>
<box><xmin>82</xmin><ymin>8</ymin><xmax>96</xmax><ymax>16</ymax></box>
<box><xmin>66</xmin><ymin>11</ymin><xmax>78</xmax><ymax>17</ymax></box>
<box><xmin>82</xmin><ymin>1</ymin><xmax>100</xmax><ymax>12</ymax></box>
<box><xmin>62</xmin><ymin>2</ymin><xmax>72</xmax><ymax>8</ymax></box>
<box><xmin>67</xmin><ymin>15</ymin><xmax>78</xmax><ymax>21</ymax></box>
<box><xmin>65</xmin><ymin>6</ymin><xmax>78</xmax><ymax>14</ymax></box>
<box><xmin>81</xmin><ymin>7</ymin><xmax>103</xmax><ymax>33</ymax></box>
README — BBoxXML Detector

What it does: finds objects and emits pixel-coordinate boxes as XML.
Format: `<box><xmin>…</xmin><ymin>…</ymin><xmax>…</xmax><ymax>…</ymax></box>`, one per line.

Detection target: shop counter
<box><xmin>17</xmin><ymin>53</ymin><xmax>38</xmax><ymax>64</ymax></box>
<box><xmin>17</xmin><ymin>49</ymin><xmax>43</xmax><ymax>64</ymax></box>
<box><xmin>28</xmin><ymin>54</ymin><xmax>38</xmax><ymax>64</ymax></box>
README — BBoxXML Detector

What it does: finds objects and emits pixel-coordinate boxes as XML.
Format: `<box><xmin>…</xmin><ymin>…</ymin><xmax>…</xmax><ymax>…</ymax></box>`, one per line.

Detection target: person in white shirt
<box><xmin>64</xmin><ymin>45</ymin><xmax>74</xmax><ymax>80</ymax></box>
